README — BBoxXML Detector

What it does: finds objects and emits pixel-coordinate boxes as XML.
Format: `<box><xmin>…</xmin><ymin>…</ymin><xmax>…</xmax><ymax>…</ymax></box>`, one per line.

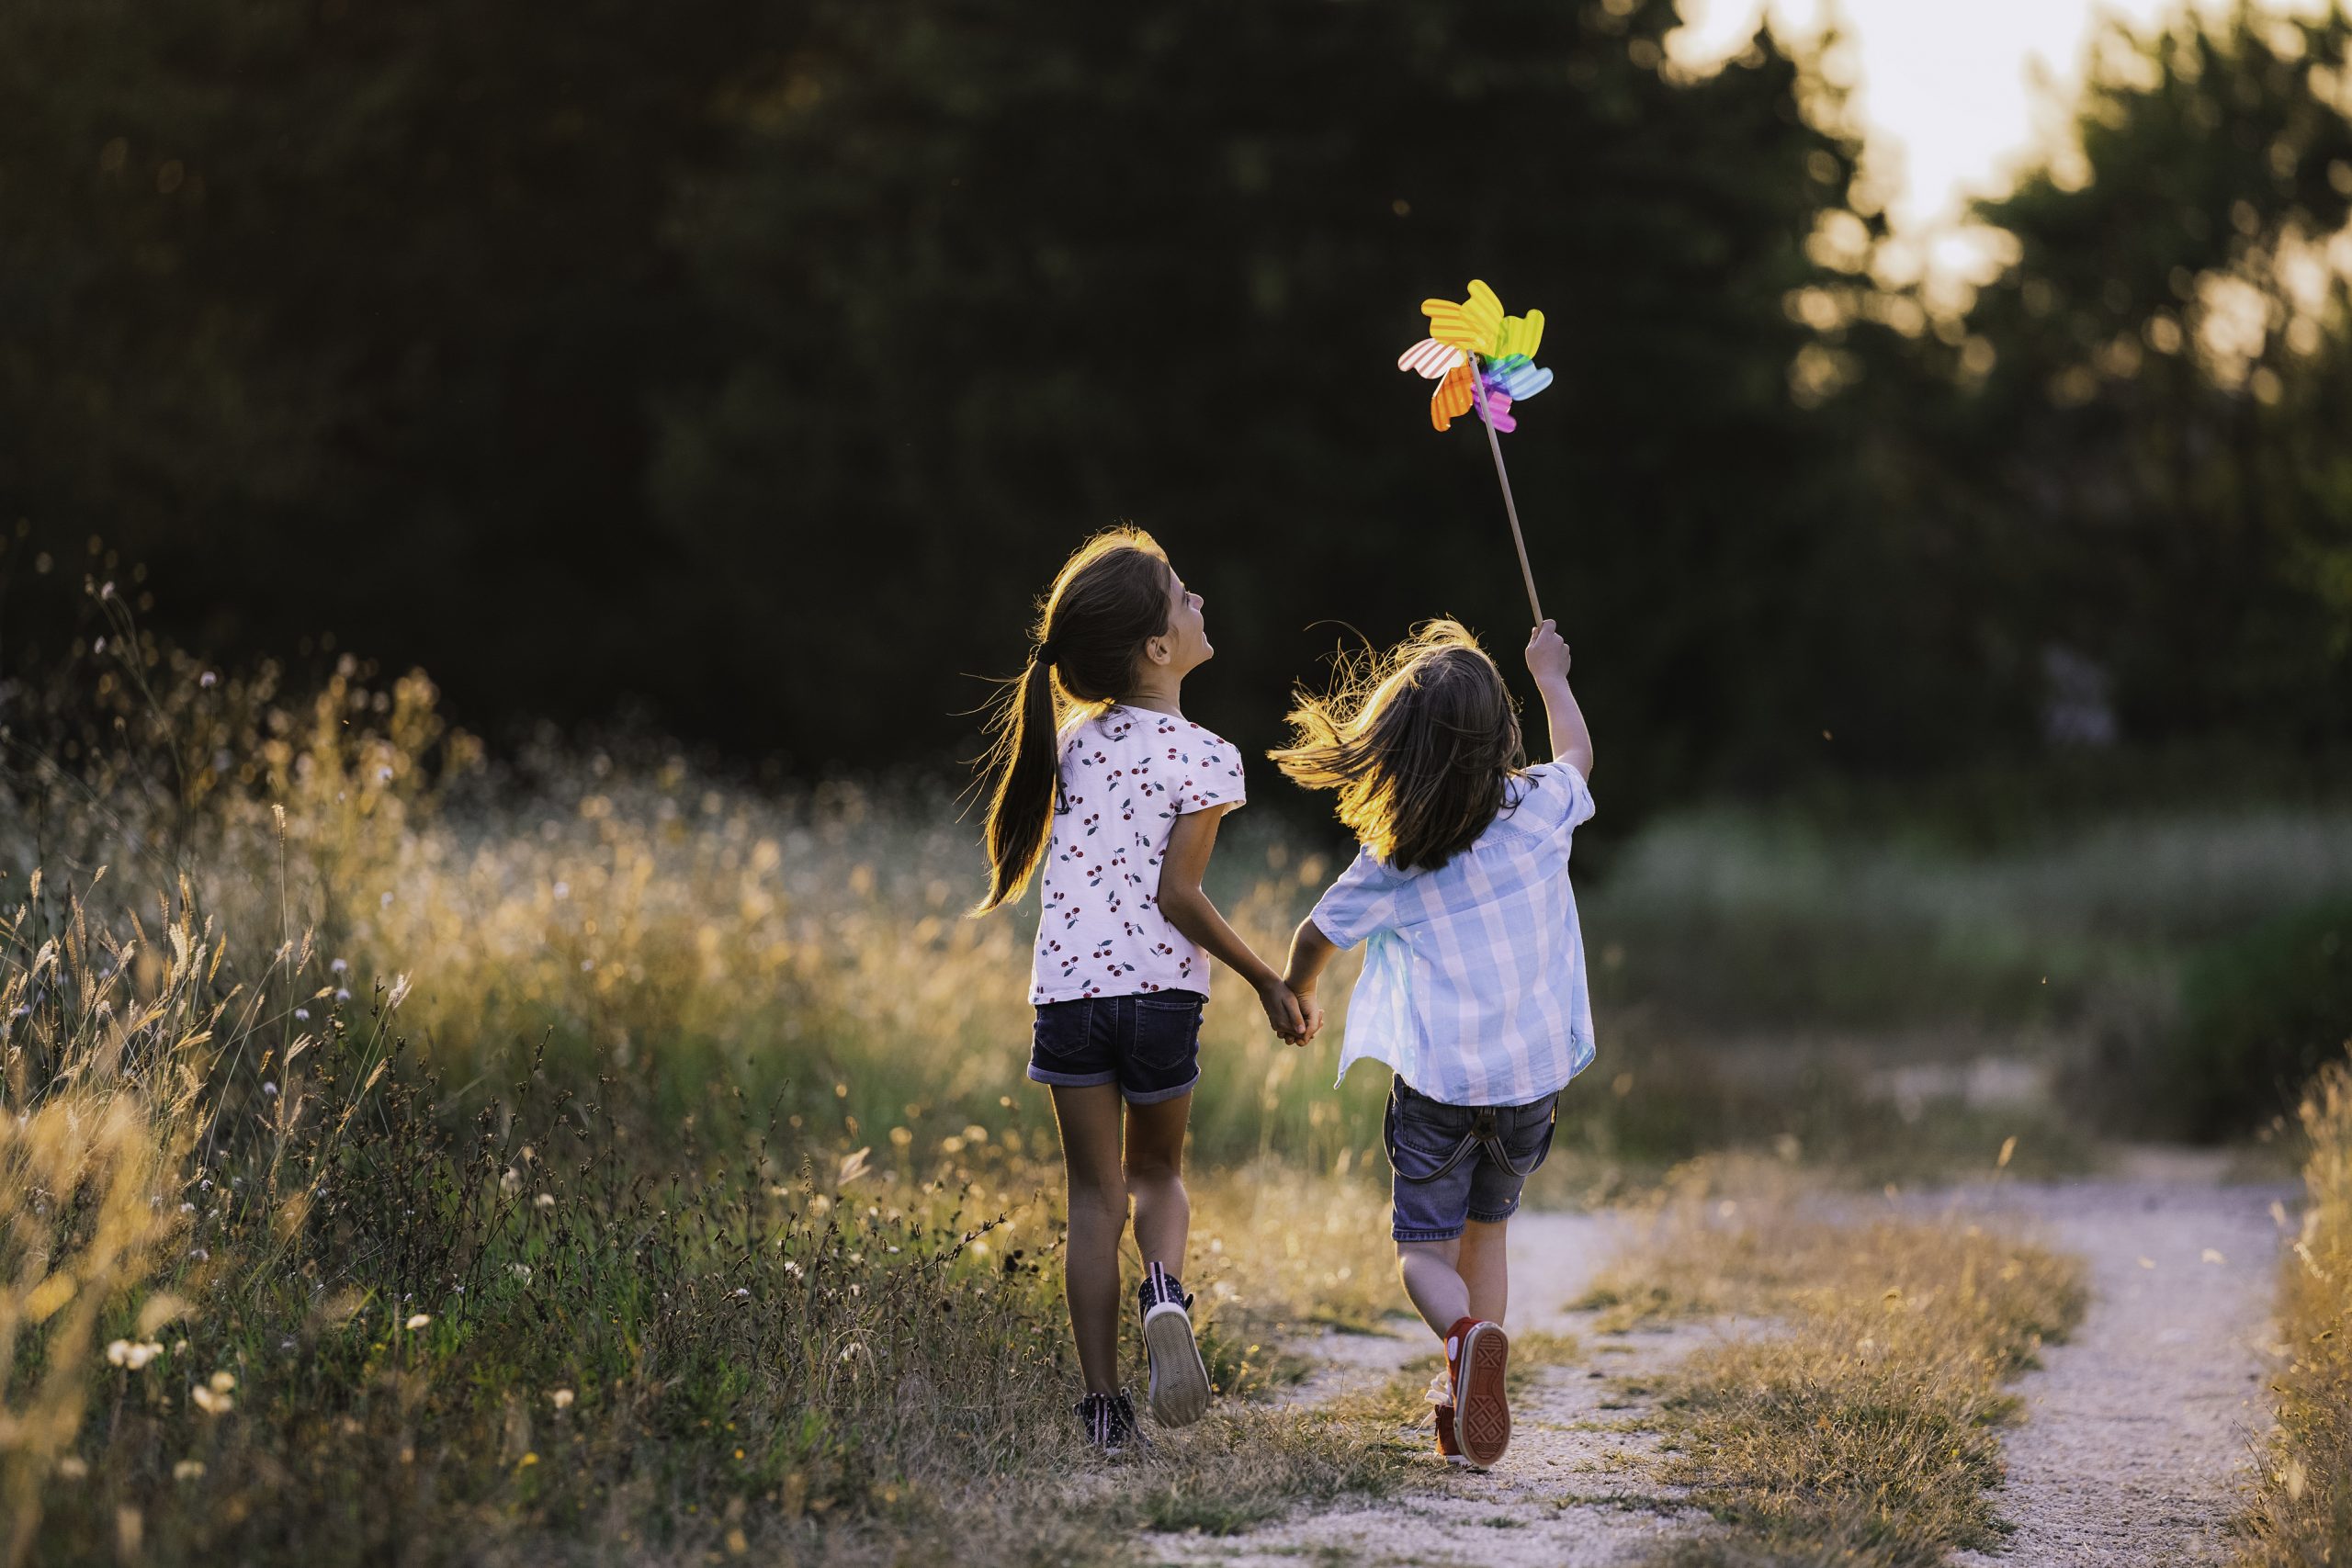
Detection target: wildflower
<box><xmin>501</xmin><ymin>1168</ymin><xmax>523</xmax><ymax>1196</ymax></box>
<box><xmin>535</xmin><ymin>1192</ymin><xmax>555</xmax><ymax>1209</ymax></box>
<box><xmin>106</xmin><ymin>1339</ymin><xmax>164</xmax><ymax>1370</ymax></box>
<box><xmin>781</xmin><ymin>1260</ymin><xmax>804</xmax><ymax>1279</ymax></box>
<box><xmin>510</xmin><ymin>1265</ymin><xmax>533</xmax><ymax>1282</ymax></box>
<box><xmin>293</xmin><ymin>1008</ymin><xmax>309</xmax><ymax>1021</ymax></box>
<box><xmin>581</xmin><ymin>959</ymin><xmax>594</xmax><ymax>972</ymax></box>
<box><xmin>174</xmin><ymin>1461</ymin><xmax>206</xmax><ymax>1481</ymax></box>
<box><xmin>55</xmin><ymin>1456</ymin><xmax>88</xmax><ymax>1481</ymax></box>
<box><xmin>379</xmin><ymin>892</ymin><xmax>394</xmax><ymax>908</ymax></box>
<box><xmin>187</xmin><ymin>1247</ymin><xmax>209</xmax><ymax>1262</ymax></box>
<box><xmin>263</xmin><ymin>1080</ymin><xmax>279</xmax><ymax>1096</ymax></box>
<box><xmin>520</xmin><ymin>1452</ymin><xmax>539</xmax><ymax>1468</ymax></box>
<box><xmin>553</xmin><ymin>881</ymin><xmax>570</xmax><ymax>899</ymax></box>
<box><xmin>209</xmin><ymin>1371</ymin><xmax>235</xmax><ymax>1393</ymax></box>
<box><xmin>377</xmin><ymin>766</ymin><xmax>393</xmax><ymax>783</ymax></box>
<box><xmin>406</xmin><ymin>1314</ymin><xmax>431</xmax><ymax>1330</ymax></box>
<box><xmin>190</xmin><ymin>1385</ymin><xmax>232</xmax><ymax>1416</ymax></box>
<box><xmin>331</xmin><ymin>958</ymin><xmax>348</xmax><ymax>974</ymax></box>
<box><xmin>335</xmin><ymin>988</ymin><xmax>351</xmax><ymax>1002</ymax></box>
<box><xmin>199</xmin><ymin>671</ymin><xmax>218</xmax><ymax>688</ymax></box>
<box><xmin>179</xmin><ymin>1202</ymin><xmax>195</xmax><ymax>1214</ymax></box>
<box><xmin>550</xmin><ymin>1389</ymin><xmax>575</xmax><ymax>1410</ymax></box>
<box><xmin>733</xmin><ymin>1288</ymin><xmax>751</xmax><ymax>1300</ymax></box>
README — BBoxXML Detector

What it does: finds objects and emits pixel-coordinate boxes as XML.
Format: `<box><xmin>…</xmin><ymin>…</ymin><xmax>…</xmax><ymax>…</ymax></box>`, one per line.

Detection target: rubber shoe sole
<box><xmin>1144</xmin><ymin>1302</ymin><xmax>1213</xmax><ymax>1427</ymax></box>
<box><xmin>1453</xmin><ymin>1321</ymin><xmax>1511</xmax><ymax>1468</ymax></box>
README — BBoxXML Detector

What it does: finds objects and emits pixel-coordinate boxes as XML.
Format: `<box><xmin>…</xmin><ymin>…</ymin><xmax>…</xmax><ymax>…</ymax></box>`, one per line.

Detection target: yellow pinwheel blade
<box><xmin>1493</xmin><ymin>308</ymin><xmax>1544</xmax><ymax>361</ymax></box>
<box><xmin>1420</xmin><ymin>279</ymin><xmax>1504</xmax><ymax>356</ymax></box>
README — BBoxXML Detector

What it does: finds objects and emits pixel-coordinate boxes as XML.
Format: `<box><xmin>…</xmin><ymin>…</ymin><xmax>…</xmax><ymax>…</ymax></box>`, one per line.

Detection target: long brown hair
<box><xmin>1271</xmin><ymin>619</ymin><xmax>1524</xmax><ymax>872</ymax></box>
<box><xmin>970</xmin><ymin>527</ymin><xmax>1175</xmax><ymax>913</ymax></box>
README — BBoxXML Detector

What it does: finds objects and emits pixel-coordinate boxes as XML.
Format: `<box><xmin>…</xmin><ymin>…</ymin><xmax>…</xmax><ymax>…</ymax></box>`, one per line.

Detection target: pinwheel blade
<box><xmin>1396</xmin><ymin>338</ymin><xmax>1469</xmax><ymax>380</ymax></box>
<box><xmin>1430</xmin><ymin>362</ymin><xmax>1476</xmax><ymax>431</ymax></box>
<box><xmin>1421</xmin><ymin>279</ymin><xmax>1505</xmax><ymax>356</ymax></box>
<box><xmin>1481</xmin><ymin>355</ymin><xmax>1555</xmax><ymax>402</ymax></box>
<box><xmin>1493</xmin><ymin>309</ymin><xmax>1545</xmax><ymax>361</ymax></box>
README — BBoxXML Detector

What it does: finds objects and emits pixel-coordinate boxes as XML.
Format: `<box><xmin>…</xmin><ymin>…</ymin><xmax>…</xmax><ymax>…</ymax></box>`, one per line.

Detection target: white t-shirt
<box><xmin>1028</xmin><ymin>703</ymin><xmax>1247</xmax><ymax>1003</ymax></box>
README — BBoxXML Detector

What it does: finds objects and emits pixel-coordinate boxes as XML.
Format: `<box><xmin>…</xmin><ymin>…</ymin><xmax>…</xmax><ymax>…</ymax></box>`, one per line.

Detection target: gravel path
<box><xmin>1151</xmin><ymin>1211</ymin><xmax>1736</xmax><ymax>1568</ymax></box>
<box><xmin>1940</xmin><ymin>1149</ymin><xmax>2293</xmax><ymax>1568</ymax></box>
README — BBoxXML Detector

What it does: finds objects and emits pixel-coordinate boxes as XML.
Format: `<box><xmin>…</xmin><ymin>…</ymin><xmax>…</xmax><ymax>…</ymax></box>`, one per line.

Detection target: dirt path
<box><xmin>1941</xmin><ymin>1150</ymin><xmax>2292</xmax><ymax>1568</ymax></box>
<box><xmin>1152</xmin><ymin>1212</ymin><xmax>1736</xmax><ymax>1568</ymax></box>
<box><xmin>1156</xmin><ymin>1151</ymin><xmax>2292</xmax><ymax>1568</ymax></box>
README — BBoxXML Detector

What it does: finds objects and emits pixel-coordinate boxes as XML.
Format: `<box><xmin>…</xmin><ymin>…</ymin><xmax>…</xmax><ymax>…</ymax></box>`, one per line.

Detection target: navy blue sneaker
<box><xmin>1075</xmin><ymin>1389</ymin><xmax>1143</xmax><ymax>1454</ymax></box>
<box><xmin>1137</xmin><ymin>1261</ymin><xmax>1211</xmax><ymax>1427</ymax></box>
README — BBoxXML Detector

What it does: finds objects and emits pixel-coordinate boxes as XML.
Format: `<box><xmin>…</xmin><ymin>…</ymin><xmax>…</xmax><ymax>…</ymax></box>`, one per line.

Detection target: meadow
<box><xmin>6</xmin><ymin>599</ymin><xmax>2352</xmax><ymax>1565</ymax></box>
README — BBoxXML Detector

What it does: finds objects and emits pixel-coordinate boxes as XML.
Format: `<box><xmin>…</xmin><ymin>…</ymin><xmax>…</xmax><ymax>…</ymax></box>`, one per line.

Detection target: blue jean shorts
<box><xmin>1384</xmin><ymin>1077</ymin><xmax>1559</xmax><ymax>1242</ymax></box>
<box><xmin>1028</xmin><ymin>990</ymin><xmax>1205</xmax><ymax>1105</ymax></box>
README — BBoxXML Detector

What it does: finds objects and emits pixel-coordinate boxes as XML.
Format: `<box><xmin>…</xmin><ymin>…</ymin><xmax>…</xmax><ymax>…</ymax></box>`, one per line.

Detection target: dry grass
<box><xmin>0</xmin><ymin>598</ymin><xmax>1409</xmax><ymax>1565</ymax></box>
<box><xmin>2233</xmin><ymin>1056</ymin><xmax>2352</xmax><ymax>1566</ymax></box>
<box><xmin>1580</xmin><ymin>1165</ymin><xmax>2086</xmax><ymax>1567</ymax></box>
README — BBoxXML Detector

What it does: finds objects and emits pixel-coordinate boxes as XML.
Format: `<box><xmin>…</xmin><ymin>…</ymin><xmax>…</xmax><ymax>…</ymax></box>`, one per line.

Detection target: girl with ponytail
<box><xmin>973</xmin><ymin>526</ymin><xmax>1311</xmax><ymax>1451</ymax></box>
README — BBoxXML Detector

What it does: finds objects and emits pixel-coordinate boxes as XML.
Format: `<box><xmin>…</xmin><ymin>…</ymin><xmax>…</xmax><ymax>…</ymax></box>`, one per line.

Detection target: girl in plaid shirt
<box><xmin>1275</xmin><ymin>617</ymin><xmax>1597</xmax><ymax>1471</ymax></box>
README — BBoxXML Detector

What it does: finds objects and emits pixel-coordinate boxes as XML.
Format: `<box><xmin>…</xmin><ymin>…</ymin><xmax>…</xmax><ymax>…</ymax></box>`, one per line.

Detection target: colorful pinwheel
<box><xmin>1395</xmin><ymin>279</ymin><xmax>1556</xmax><ymax>617</ymax></box>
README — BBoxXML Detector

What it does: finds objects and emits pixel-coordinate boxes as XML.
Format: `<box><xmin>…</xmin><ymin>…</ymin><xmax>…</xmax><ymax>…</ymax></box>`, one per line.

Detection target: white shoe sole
<box><xmin>1144</xmin><ymin>1302</ymin><xmax>1212</xmax><ymax>1427</ymax></box>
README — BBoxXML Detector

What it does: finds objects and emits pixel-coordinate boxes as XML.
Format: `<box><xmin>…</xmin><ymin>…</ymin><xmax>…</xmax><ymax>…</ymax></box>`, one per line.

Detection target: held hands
<box><xmin>1525</xmin><ymin>618</ymin><xmax>1572</xmax><ymax>684</ymax></box>
<box><xmin>1256</xmin><ymin>974</ymin><xmax>1323</xmax><ymax>1047</ymax></box>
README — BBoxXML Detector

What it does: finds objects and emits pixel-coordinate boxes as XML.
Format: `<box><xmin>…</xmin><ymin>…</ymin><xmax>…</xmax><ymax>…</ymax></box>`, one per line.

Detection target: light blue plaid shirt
<box><xmin>1309</xmin><ymin>761</ymin><xmax>1597</xmax><ymax>1107</ymax></box>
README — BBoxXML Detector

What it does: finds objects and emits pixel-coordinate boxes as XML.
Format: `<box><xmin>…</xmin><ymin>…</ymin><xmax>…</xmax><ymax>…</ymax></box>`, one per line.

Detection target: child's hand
<box><xmin>1256</xmin><ymin>976</ymin><xmax>1308</xmax><ymax>1043</ymax></box>
<box><xmin>1525</xmin><ymin>619</ymin><xmax>1572</xmax><ymax>683</ymax></box>
<box><xmin>1281</xmin><ymin>975</ymin><xmax>1324</xmax><ymax>1048</ymax></box>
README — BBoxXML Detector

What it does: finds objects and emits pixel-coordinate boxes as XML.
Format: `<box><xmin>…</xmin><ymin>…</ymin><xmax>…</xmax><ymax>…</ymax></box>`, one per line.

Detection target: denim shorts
<box><xmin>1027</xmin><ymin>990</ymin><xmax>1205</xmax><ymax>1104</ymax></box>
<box><xmin>1384</xmin><ymin>1077</ymin><xmax>1559</xmax><ymax>1242</ymax></box>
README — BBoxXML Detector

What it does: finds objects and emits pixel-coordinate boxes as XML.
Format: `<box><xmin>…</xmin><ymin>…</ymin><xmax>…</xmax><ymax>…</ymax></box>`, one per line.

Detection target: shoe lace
<box><xmin>1425</xmin><ymin>1367</ymin><xmax>1455</xmax><ymax>1409</ymax></box>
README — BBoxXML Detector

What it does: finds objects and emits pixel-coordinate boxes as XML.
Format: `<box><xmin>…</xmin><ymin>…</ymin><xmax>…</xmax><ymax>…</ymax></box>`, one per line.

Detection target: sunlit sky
<box><xmin>1668</xmin><ymin>0</ymin><xmax>2334</xmax><ymax>281</ymax></box>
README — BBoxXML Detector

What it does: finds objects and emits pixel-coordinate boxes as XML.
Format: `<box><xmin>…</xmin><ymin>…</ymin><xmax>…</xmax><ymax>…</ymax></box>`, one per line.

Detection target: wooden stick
<box><xmin>1470</xmin><ymin>365</ymin><xmax>1543</xmax><ymax>623</ymax></box>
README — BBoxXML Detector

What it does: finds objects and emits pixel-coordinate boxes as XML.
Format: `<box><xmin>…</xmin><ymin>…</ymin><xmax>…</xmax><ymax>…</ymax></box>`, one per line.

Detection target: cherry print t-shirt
<box><xmin>1028</xmin><ymin>704</ymin><xmax>1247</xmax><ymax>1004</ymax></box>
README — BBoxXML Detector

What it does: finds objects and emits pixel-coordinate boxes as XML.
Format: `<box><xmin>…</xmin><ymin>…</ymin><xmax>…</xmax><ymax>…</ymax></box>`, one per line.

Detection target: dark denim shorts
<box><xmin>1384</xmin><ymin>1077</ymin><xmax>1559</xmax><ymax>1242</ymax></box>
<box><xmin>1028</xmin><ymin>990</ymin><xmax>1205</xmax><ymax>1105</ymax></box>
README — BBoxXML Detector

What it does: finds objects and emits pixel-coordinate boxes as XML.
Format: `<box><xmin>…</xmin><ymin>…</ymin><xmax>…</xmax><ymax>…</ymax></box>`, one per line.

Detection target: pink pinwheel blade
<box><xmin>1397</xmin><ymin>338</ymin><xmax>1469</xmax><ymax>380</ymax></box>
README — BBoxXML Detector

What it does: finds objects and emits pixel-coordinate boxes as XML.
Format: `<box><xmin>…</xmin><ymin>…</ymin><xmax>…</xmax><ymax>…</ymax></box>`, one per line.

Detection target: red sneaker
<box><xmin>1426</xmin><ymin>1369</ymin><xmax>1471</xmax><ymax>1467</ymax></box>
<box><xmin>1444</xmin><ymin>1315</ymin><xmax>1510</xmax><ymax>1469</ymax></box>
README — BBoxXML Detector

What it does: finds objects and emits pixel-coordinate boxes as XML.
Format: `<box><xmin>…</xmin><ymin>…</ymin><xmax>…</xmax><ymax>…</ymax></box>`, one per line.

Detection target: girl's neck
<box><xmin>1119</xmin><ymin>669</ymin><xmax>1184</xmax><ymax>717</ymax></box>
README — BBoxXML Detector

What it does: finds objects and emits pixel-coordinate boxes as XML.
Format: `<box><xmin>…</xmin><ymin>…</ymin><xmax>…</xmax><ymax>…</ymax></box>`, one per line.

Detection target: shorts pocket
<box><xmin>1030</xmin><ymin>999</ymin><xmax>1097</xmax><ymax>1072</ymax></box>
<box><xmin>1125</xmin><ymin>992</ymin><xmax>1203</xmax><ymax>1076</ymax></box>
<box><xmin>1383</xmin><ymin>1090</ymin><xmax>1471</xmax><ymax>1185</ymax></box>
<box><xmin>1495</xmin><ymin>1098</ymin><xmax>1558</xmax><ymax>1177</ymax></box>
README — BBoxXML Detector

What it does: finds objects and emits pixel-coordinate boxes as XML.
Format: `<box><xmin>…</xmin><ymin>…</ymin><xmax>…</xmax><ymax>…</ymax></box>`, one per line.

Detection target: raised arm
<box><xmin>1158</xmin><ymin>805</ymin><xmax>1308</xmax><ymax>1041</ymax></box>
<box><xmin>1524</xmin><ymin>619</ymin><xmax>1594</xmax><ymax>778</ymax></box>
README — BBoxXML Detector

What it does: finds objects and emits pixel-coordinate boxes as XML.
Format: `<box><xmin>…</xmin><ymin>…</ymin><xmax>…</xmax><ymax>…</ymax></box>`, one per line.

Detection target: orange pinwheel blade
<box><xmin>1421</xmin><ymin>279</ymin><xmax>1504</xmax><ymax>356</ymax></box>
<box><xmin>1430</xmin><ymin>363</ymin><xmax>1476</xmax><ymax>431</ymax></box>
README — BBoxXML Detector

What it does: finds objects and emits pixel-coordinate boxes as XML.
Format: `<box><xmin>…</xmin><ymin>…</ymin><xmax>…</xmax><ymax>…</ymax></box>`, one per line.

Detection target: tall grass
<box><xmin>2235</xmin><ymin>1056</ymin><xmax>2352</xmax><ymax>1565</ymax></box>
<box><xmin>1</xmin><ymin>590</ymin><xmax>1406</xmax><ymax>1565</ymax></box>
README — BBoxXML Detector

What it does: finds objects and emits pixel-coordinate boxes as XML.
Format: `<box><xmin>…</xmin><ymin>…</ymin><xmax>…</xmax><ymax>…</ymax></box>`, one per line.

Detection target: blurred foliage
<box><xmin>0</xmin><ymin>2</ymin><xmax>2348</xmax><ymax>805</ymax></box>
<box><xmin>2165</xmin><ymin>897</ymin><xmax>2352</xmax><ymax>1138</ymax></box>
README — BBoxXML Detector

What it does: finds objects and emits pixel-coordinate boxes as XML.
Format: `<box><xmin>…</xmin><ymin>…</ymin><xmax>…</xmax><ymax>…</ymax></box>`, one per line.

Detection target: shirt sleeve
<box><xmin>1522</xmin><ymin>761</ymin><xmax>1596</xmax><ymax>837</ymax></box>
<box><xmin>1309</xmin><ymin>846</ymin><xmax>1405</xmax><ymax>949</ymax></box>
<box><xmin>1174</xmin><ymin>733</ymin><xmax>1247</xmax><ymax>816</ymax></box>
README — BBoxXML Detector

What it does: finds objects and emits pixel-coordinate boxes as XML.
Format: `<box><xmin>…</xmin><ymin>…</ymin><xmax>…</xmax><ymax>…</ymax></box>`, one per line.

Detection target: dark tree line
<box><xmin>3</xmin><ymin>0</ymin><xmax>2346</xmax><ymax>808</ymax></box>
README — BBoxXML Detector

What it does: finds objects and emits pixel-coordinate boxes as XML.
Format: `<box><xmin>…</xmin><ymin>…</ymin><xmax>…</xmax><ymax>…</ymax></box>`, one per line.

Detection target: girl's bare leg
<box><xmin>1398</xmin><ymin>1217</ymin><xmax>1511</xmax><ymax>1337</ymax></box>
<box><xmin>1123</xmin><ymin>1090</ymin><xmax>1193</xmax><ymax>1272</ymax></box>
<box><xmin>1459</xmin><ymin>1217</ymin><xmax>1510</xmax><ymax>1323</ymax></box>
<box><xmin>1051</xmin><ymin>1083</ymin><xmax>1128</xmax><ymax>1395</ymax></box>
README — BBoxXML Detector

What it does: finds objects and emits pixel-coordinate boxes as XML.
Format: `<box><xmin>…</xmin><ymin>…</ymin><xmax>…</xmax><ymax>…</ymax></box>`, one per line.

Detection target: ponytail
<box><xmin>971</xmin><ymin>651</ymin><xmax>1063</xmax><ymax>913</ymax></box>
<box><xmin>969</xmin><ymin>527</ymin><xmax>1174</xmax><ymax>914</ymax></box>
